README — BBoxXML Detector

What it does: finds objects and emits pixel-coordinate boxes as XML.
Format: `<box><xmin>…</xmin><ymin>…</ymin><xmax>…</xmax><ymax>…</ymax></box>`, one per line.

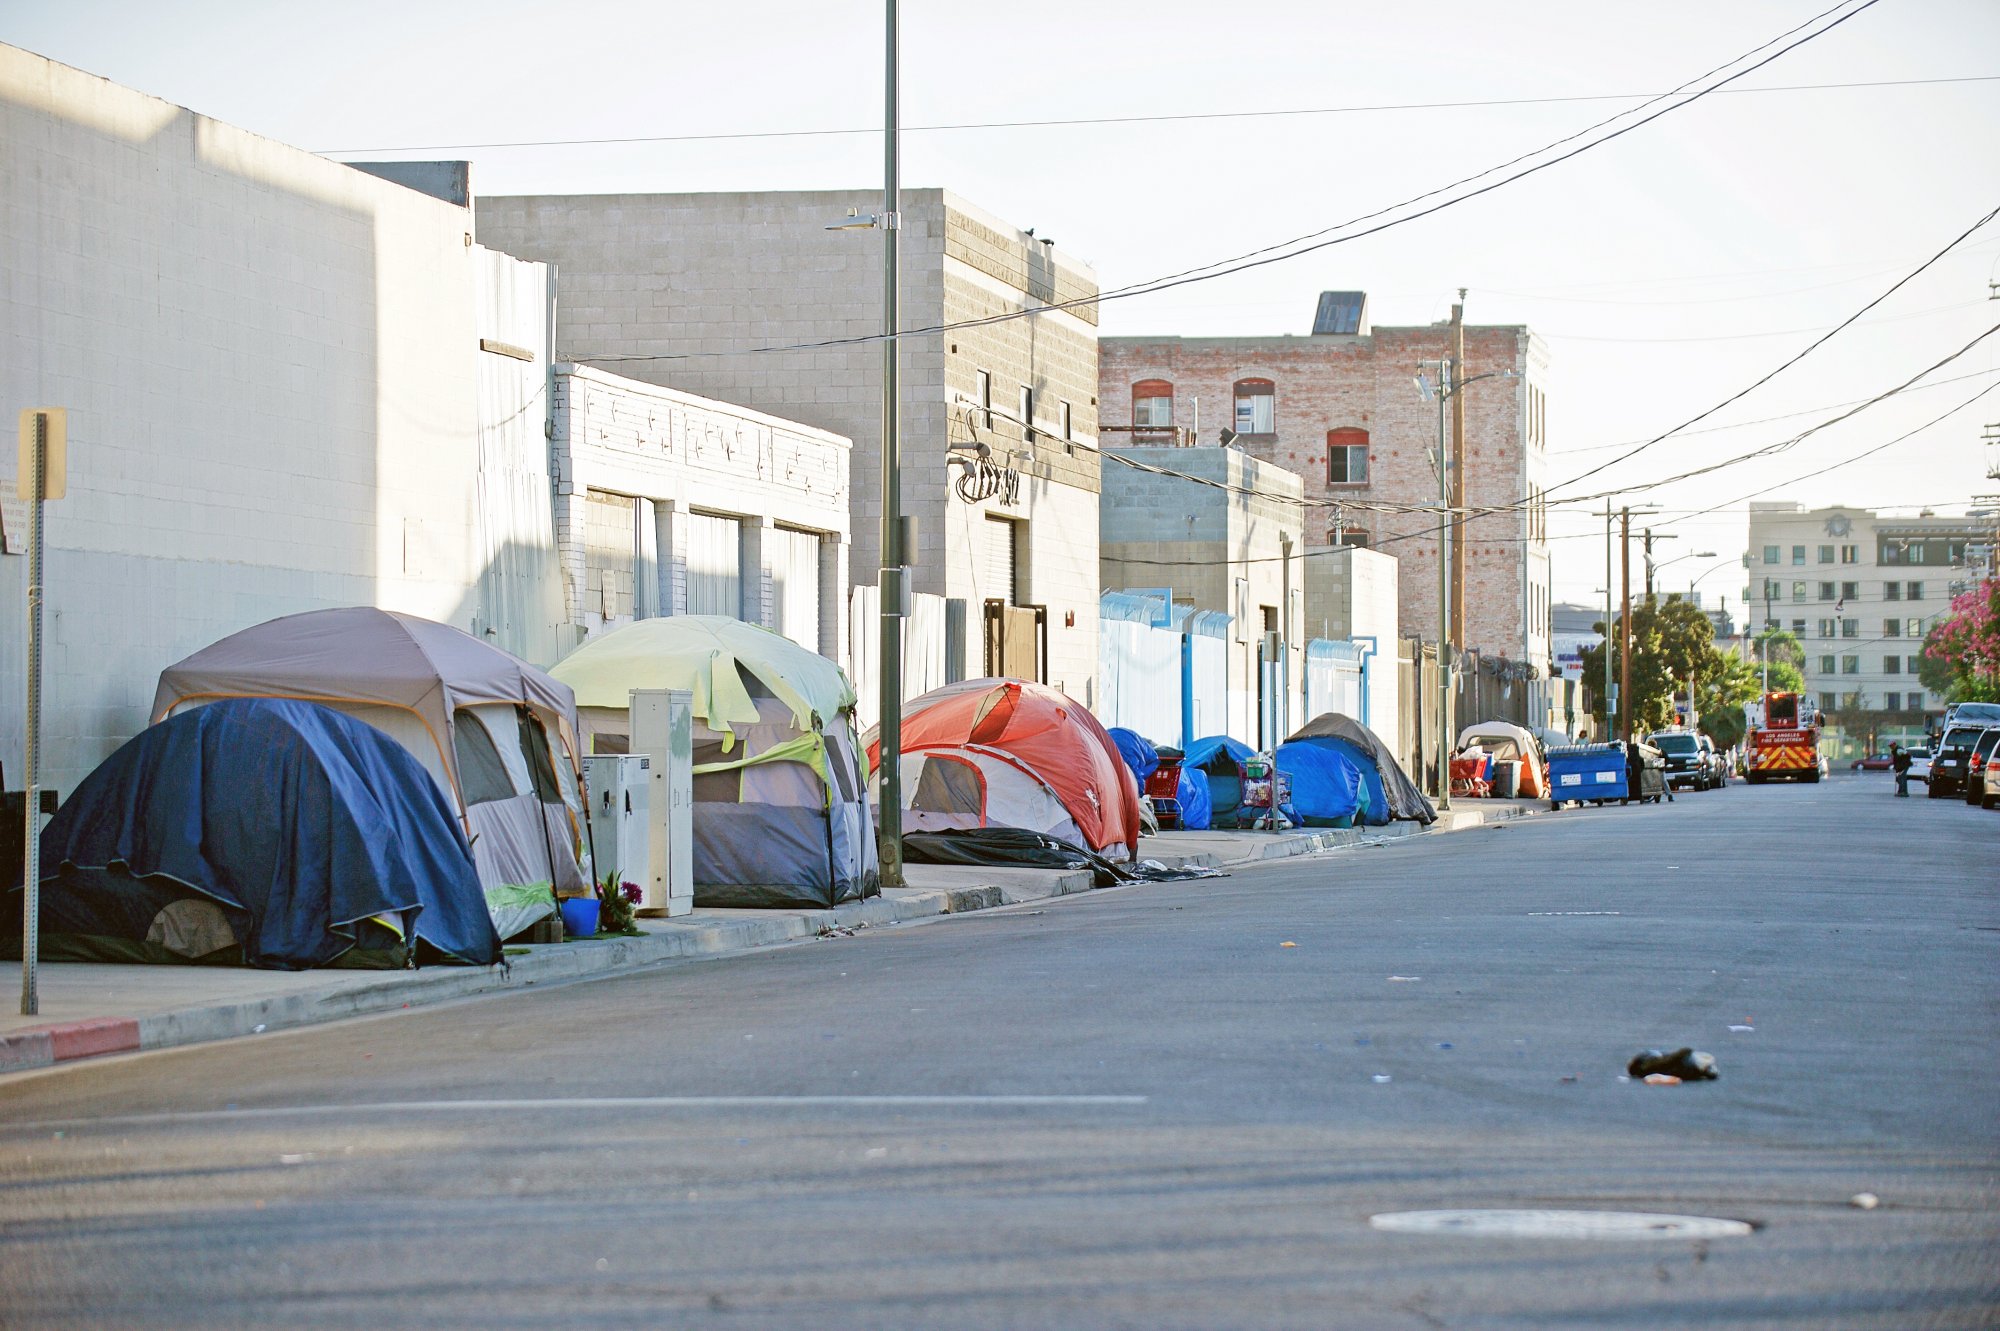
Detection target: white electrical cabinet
<box><xmin>583</xmin><ymin>686</ymin><xmax>694</xmax><ymax>916</ymax></box>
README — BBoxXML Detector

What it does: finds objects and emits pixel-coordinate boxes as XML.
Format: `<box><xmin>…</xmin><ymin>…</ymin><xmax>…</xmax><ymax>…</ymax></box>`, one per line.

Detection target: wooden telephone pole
<box><xmin>1449</xmin><ymin>292</ymin><xmax>1467</xmax><ymax>650</ymax></box>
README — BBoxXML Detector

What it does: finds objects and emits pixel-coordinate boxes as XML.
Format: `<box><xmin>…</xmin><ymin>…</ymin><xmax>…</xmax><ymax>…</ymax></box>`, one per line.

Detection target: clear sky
<box><xmin>8</xmin><ymin>0</ymin><xmax>1997</xmax><ymax>622</ymax></box>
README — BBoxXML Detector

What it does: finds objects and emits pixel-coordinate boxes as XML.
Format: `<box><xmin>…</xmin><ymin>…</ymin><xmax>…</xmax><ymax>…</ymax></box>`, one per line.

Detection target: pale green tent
<box><xmin>551</xmin><ymin>617</ymin><xmax>877</xmax><ymax>908</ymax></box>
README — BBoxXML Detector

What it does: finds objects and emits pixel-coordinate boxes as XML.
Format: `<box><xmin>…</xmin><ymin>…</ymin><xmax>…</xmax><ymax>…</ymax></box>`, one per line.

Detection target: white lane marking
<box><xmin>1369</xmin><ymin>1209</ymin><xmax>1753</xmax><ymax>1240</ymax></box>
<box><xmin>11</xmin><ymin>1094</ymin><xmax>1148</xmax><ymax>1131</ymax></box>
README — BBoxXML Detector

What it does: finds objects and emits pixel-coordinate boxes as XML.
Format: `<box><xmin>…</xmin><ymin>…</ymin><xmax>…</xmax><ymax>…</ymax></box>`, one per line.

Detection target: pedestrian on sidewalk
<box><xmin>1891</xmin><ymin>742</ymin><xmax>1912</xmax><ymax>797</ymax></box>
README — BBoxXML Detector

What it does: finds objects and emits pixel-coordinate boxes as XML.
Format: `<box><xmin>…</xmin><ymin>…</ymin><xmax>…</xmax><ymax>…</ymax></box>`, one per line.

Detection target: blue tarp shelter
<box><xmin>17</xmin><ymin>699</ymin><xmax>497</xmax><ymax>970</ymax></box>
<box><xmin>1185</xmin><ymin>735</ymin><xmax>1254</xmax><ymax>829</ymax></box>
<box><xmin>1274</xmin><ymin>741</ymin><xmax>1367</xmax><ymax>826</ymax></box>
<box><xmin>1108</xmin><ymin>727</ymin><xmax>1159</xmax><ymax>783</ymax></box>
<box><xmin>1284</xmin><ymin>713</ymin><xmax>1436</xmax><ymax>825</ymax></box>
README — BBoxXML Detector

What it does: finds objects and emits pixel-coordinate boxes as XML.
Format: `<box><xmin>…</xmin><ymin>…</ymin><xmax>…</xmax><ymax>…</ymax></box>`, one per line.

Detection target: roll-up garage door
<box><xmin>769</xmin><ymin>526</ymin><xmax>822</xmax><ymax>651</ymax></box>
<box><xmin>983</xmin><ymin>515</ymin><xmax>1020</xmax><ymax>606</ymax></box>
<box><xmin>686</xmin><ymin>512</ymin><xmax>743</xmax><ymax>619</ymax></box>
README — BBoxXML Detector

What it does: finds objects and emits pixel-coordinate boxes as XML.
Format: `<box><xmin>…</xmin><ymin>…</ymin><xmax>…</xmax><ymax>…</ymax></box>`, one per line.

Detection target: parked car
<box><xmin>1850</xmin><ymin>752</ymin><xmax>1894</xmax><ymax>771</ymax></box>
<box><xmin>1647</xmin><ymin>729</ymin><xmax>1712</xmax><ymax>791</ymax></box>
<box><xmin>1909</xmin><ymin>747</ymin><xmax>1933</xmax><ymax>785</ymax></box>
<box><xmin>1698</xmin><ymin>734</ymin><xmax>1728</xmax><ymax>787</ymax></box>
<box><xmin>1963</xmin><ymin>727</ymin><xmax>2000</xmax><ymax>806</ymax></box>
<box><xmin>1930</xmin><ymin>724</ymin><xmax>1988</xmax><ymax>799</ymax></box>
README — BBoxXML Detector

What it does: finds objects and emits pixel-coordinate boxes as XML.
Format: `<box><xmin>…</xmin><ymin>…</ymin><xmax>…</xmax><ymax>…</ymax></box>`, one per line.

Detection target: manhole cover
<box><xmin>1369</xmin><ymin>1209</ymin><xmax>1752</xmax><ymax>1240</ymax></box>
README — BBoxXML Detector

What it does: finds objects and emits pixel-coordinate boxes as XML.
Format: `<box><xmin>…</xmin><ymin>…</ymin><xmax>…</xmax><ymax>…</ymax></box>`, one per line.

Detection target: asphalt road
<box><xmin>2</xmin><ymin>771</ymin><xmax>1995</xmax><ymax>1329</ymax></box>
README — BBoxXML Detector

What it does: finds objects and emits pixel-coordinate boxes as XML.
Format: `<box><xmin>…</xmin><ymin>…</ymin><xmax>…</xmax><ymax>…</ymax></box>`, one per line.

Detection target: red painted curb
<box><xmin>47</xmin><ymin>1017</ymin><xmax>142</xmax><ymax>1062</ymax></box>
<box><xmin>0</xmin><ymin>1017</ymin><xmax>141</xmax><ymax>1072</ymax></box>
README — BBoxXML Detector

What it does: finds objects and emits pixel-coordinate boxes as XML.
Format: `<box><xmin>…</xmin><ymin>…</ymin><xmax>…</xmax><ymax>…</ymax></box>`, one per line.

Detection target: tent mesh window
<box><xmin>515</xmin><ymin>707</ymin><xmax>564</xmax><ymax>801</ymax></box>
<box><xmin>453</xmin><ymin>711</ymin><xmax>519</xmax><ymax>805</ymax></box>
<box><xmin>913</xmin><ymin>756</ymin><xmax>983</xmax><ymax>813</ymax></box>
<box><xmin>691</xmin><ymin>740</ymin><xmax>743</xmax><ymax>803</ymax></box>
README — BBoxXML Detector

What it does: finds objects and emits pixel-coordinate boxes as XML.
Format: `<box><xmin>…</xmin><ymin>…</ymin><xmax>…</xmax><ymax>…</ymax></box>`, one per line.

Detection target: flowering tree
<box><xmin>1919</xmin><ymin>583</ymin><xmax>2000</xmax><ymax>703</ymax></box>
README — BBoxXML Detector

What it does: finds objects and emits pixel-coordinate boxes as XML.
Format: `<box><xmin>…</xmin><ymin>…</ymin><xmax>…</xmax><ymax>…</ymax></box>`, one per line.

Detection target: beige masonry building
<box><xmin>478</xmin><ymin>189</ymin><xmax>1104</xmax><ymax>705</ymax></box>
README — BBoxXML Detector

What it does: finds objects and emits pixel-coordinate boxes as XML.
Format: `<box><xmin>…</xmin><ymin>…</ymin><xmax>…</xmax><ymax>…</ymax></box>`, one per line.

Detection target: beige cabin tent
<box><xmin>153</xmin><ymin>608</ymin><xmax>590</xmax><ymax>900</ymax></box>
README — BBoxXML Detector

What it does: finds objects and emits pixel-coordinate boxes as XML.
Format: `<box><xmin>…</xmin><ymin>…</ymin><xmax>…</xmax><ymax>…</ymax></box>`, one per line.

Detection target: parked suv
<box><xmin>1963</xmin><ymin>727</ymin><xmax>2000</xmax><ymax>807</ymax></box>
<box><xmin>1647</xmin><ymin>729</ymin><xmax>1710</xmax><ymax>791</ymax></box>
<box><xmin>1929</xmin><ymin>724</ymin><xmax>1987</xmax><ymax>799</ymax></box>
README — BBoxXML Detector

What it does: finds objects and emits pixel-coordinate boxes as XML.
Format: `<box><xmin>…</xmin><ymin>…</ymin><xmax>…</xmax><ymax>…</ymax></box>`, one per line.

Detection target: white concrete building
<box><xmin>1745</xmin><ymin>501</ymin><xmax>1987</xmax><ymax>736</ymax></box>
<box><xmin>476</xmin><ymin>189</ymin><xmax>1104</xmax><ymax>705</ymax></box>
<box><xmin>553</xmin><ymin>364</ymin><xmax>851</xmax><ymax>657</ymax></box>
<box><xmin>0</xmin><ymin>44</ymin><xmax>565</xmax><ymax>797</ymax></box>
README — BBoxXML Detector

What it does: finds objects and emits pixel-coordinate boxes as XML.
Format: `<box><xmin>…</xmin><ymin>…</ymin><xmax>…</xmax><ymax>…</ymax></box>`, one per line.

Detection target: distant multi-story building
<box><xmin>1744</xmin><ymin>502</ymin><xmax>1990</xmax><ymax>729</ymax></box>
<box><xmin>1099</xmin><ymin>291</ymin><xmax>1554</xmax><ymax>721</ymax></box>
<box><xmin>478</xmin><ymin>189</ymin><xmax>1104</xmax><ymax>705</ymax></box>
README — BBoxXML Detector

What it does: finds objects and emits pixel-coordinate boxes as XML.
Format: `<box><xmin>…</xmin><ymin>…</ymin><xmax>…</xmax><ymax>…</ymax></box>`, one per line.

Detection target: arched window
<box><xmin>1132</xmin><ymin>379</ymin><xmax>1173</xmax><ymax>429</ymax></box>
<box><xmin>1232</xmin><ymin>378</ymin><xmax>1275</xmax><ymax>435</ymax></box>
<box><xmin>1326</xmin><ymin>427</ymin><xmax>1369</xmax><ymax>485</ymax></box>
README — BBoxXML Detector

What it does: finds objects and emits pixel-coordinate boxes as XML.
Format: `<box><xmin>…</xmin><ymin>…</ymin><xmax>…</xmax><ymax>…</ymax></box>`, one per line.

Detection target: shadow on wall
<box><xmin>0</xmin><ymin>68</ymin><xmax>384</xmax><ymax>798</ymax></box>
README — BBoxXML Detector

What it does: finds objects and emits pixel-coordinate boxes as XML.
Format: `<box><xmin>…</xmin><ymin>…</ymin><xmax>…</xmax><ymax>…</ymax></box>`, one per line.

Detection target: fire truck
<box><xmin>1744</xmin><ymin>691</ymin><xmax>1824</xmax><ymax>784</ymax></box>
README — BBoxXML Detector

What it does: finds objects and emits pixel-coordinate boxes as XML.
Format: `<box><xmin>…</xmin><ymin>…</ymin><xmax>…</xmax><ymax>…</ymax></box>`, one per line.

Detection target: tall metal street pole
<box><xmin>876</xmin><ymin>0</ymin><xmax>905</xmax><ymax>889</ymax></box>
<box><xmin>1603</xmin><ymin>502</ymin><xmax>1614</xmax><ymax>740</ymax></box>
<box><xmin>21</xmin><ymin>413</ymin><xmax>47</xmax><ymax>1016</ymax></box>
<box><xmin>1436</xmin><ymin>358</ymin><xmax>1452</xmax><ymax>810</ymax></box>
<box><xmin>1449</xmin><ymin>294</ymin><xmax>1467</xmax><ymax>652</ymax></box>
<box><xmin>1620</xmin><ymin>506</ymin><xmax>1634</xmax><ymax>744</ymax></box>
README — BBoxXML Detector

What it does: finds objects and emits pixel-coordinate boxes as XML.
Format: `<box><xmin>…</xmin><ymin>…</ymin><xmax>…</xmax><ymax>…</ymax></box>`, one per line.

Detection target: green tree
<box><xmin>1579</xmin><ymin>595</ymin><xmax>1754</xmax><ymax>735</ymax></box>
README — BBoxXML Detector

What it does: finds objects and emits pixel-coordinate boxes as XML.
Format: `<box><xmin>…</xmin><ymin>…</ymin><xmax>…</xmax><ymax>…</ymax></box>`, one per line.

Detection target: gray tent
<box><xmin>1285</xmin><ymin>713</ymin><xmax>1437</xmax><ymax>824</ymax></box>
<box><xmin>154</xmin><ymin>608</ymin><xmax>591</xmax><ymax>909</ymax></box>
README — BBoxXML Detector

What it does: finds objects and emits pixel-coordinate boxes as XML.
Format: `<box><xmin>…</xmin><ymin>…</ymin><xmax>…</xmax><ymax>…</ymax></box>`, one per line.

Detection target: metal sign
<box><xmin>17</xmin><ymin>408</ymin><xmax>66</xmax><ymax>500</ymax></box>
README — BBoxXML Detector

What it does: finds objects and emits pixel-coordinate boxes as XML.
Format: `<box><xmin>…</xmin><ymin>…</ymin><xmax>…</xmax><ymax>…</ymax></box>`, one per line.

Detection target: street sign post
<box><xmin>19</xmin><ymin>407</ymin><xmax>66</xmax><ymax>1016</ymax></box>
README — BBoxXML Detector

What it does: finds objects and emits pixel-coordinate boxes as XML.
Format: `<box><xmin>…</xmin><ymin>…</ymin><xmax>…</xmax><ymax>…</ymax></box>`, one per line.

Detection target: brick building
<box><xmin>1100</xmin><ymin>292</ymin><xmax>1553</xmax><ymax>720</ymax></box>
<box><xmin>478</xmin><ymin>189</ymin><xmax>1104</xmax><ymax>705</ymax></box>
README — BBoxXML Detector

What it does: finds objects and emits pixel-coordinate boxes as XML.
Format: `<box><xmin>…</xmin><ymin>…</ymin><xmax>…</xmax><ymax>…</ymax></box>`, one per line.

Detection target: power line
<box><xmin>1540</xmin><ymin>298</ymin><xmax>1984</xmax><ymax>344</ymax></box>
<box><xmin>582</xmin><ymin>1</ymin><xmax>1881</xmax><ymax>368</ymax></box>
<box><xmin>1546</xmin><ymin>197</ymin><xmax>2000</xmax><ymax>497</ymax></box>
<box><xmin>316</xmin><ymin>73</ymin><xmax>1996</xmax><ymax>156</ymax></box>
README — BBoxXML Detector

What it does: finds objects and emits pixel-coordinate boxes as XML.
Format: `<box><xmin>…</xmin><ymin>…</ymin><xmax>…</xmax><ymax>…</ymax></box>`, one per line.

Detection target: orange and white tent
<box><xmin>868</xmin><ymin>678</ymin><xmax>1141</xmax><ymax>861</ymax></box>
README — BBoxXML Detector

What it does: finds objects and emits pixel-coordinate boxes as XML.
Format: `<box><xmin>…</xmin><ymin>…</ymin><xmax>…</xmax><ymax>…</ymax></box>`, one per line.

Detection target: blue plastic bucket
<box><xmin>558</xmin><ymin>897</ymin><xmax>600</xmax><ymax>939</ymax></box>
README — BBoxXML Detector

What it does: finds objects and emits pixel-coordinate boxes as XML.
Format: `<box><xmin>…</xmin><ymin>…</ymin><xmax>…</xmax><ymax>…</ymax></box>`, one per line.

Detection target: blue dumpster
<box><xmin>1546</xmin><ymin>743</ymin><xmax>1629</xmax><ymax>808</ymax></box>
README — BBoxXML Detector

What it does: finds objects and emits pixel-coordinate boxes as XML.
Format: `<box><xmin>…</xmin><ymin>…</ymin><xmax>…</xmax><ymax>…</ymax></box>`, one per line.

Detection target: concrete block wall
<box><xmin>0</xmin><ymin>44</ymin><xmax>504</xmax><ymax>796</ymax></box>
<box><xmin>1100</xmin><ymin>322</ymin><xmax>1550</xmax><ymax>676</ymax></box>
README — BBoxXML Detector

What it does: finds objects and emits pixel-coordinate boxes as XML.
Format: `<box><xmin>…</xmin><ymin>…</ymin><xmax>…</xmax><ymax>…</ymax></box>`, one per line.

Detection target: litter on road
<box><xmin>1627</xmin><ymin>1048</ymin><xmax>1719</xmax><ymax>1081</ymax></box>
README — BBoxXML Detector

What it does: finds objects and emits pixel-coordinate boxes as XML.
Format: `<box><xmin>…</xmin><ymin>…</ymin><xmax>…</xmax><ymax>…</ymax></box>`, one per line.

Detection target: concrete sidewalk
<box><xmin>0</xmin><ymin>798</ymin><xmax>1540</xmax><ymax>1074</ymax></box>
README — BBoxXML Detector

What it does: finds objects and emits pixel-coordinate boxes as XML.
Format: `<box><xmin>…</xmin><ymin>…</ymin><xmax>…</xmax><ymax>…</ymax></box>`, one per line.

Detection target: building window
<box><xmin>1818</xmin><ymin>581</ymin><xmax>1835</xmax><ymax>600</ymax></box>
<box><xmin>1790</xmin><ymin>618</ymin><xmax>1806</xmax><ymax>635</ymax></box>
<box><xmin>1817</xmin><ymin>544</ymin><xmax>1834</xmax><ymax>564</ymax></box>
<box><xmin>1791</xmin><ymin>582</ymin><xmax>1806</xmax><ymax>602</ymax></box>
<box><xmin>1840</xmin><ymin>545</ymin><xmax>1858</xmax><ymax>564</ymax></box>
<box><xmin>1842</xmin><ymin>619</ymin><xmax>1859</xmax><ymax>638</ymax></box>
<box><xmin>1762</xmin><ymin>544</ymin><xmax>1780</xmax><ymax>564</ymax></box>
<box><xmin>1819</xmin><ymin>691</ymin><xmax>1838</xmax><ymax>713</ymax></box>
<box><xmin>1841</xmin><ymin>580</ymin><xmax>1858</xmax><ymax>600</ymax></box>
<box><xmin>1907</xmin><ymin>616</ymin><xmax>1922</xmax><ymax>638</ymax></box>
<box><xmin>1819</xmin><ymin>654</ymin><xmax>1836</xmax><ymax>674</ymax></box>
<box><xmin>1884</xmin><ymin>619</ymin><xmax>1901</xmax><ymax>638</ymax></box>
<box><xmin>1841</xmin><ymin>655</ymin><xmax>1859</xmax><ymax>675</ymax></box>
<box><xmin>1884</xmin><ymin>691</ymin><xmax>1901</xmax><ymax>712</ymax></box>
<box><xmin>1907</xmin><ymin>581</ymin><xmax>1923</xmax><ymax>600</ymax></box>
<box><xmin>1326</xmin><ymin>428</ymin><xmax>1370</xmax><ymax>485</ymax></box>
<box><xmin>1761</xmin><ymin>578</ymin><xmax>1780</xmax><ymax>601</ymax></box>
<box><xmin>1907</xmin><ymin>655</ymin><xmax>1923</xmax><ymax>674</ymax></box>
<box><xmin>1019</xmin><ymin>385</ymin><xmax>1035</xmax><ymax>441</ymax></box>
<box><xmin>1059</xmin><ymin>400</ymin><xmax>1072</xmax><ymax>441</ymax></box>
<box><xmin>1884</xmin><ymin>582</ymin><xmax>1900</xmax><ymax>601</ymax></box>
<box><xmin>1816</xmin><ymin>618</ymin><xmax>1835</xmax><ymax>638</ymax></box>
<box><xmin>1909</xmin><ymin>690</ymin><xmax>1925</xmax><ymax>710</ymax></box>
<box><xmin>1233</xmin><ymin>378</ymin><xmax>1276</xmax><ymax>435</ymax></box>
<box><xmin>1329</xmin><ymin>525</ymin><xmax>1370</xmax><ymax>549</ymax></box>
<box><xmin>1884</xmin><ymin>655</ymin><xmax>1900</xmax><ymax>675</ymax></box>
<box><xmin>973</xmin><ymin>370</ymin><xmax>992</xmax><ymax>430</ymax></box>
<box><xmin>1132</xmin><ymin>379</ymin><xmax>1173</xmax><ymax>428</ymax></box>
<box><xmin>1791</xmin><ymin>545</ymin><xmax>1806</xmax><ymax>565</ymax></box>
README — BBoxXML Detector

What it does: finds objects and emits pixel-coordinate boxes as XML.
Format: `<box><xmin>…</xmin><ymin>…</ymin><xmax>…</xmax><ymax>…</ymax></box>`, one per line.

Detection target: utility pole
<box><xmin>1620</xmin><ymin>506</ymin><xmax>1633</xmax><ymax>744</ymax></box>
<box><xmin>1603</xmin><ymin>502</ymin><xmax>1614</xmax><ymax>740</ymax></box>
<box><xmin>1449</xmin><ymin>292</ymin><xmax>1467</xmax><ymax>651</ymax></box>
<box><xmin>1436</xmin><ymin>378</ymin><xmax>1452</xmax><ymax>811</ymax></box>
<box><xmin>875</xmin><ymin>0</ymin><xmax>906</xmax><ymax>889</ymax></box>
<box><xmin>1643</xmin><ymin>528</ymin><xmax>1656</xmax><ymax>603</ymax></box>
